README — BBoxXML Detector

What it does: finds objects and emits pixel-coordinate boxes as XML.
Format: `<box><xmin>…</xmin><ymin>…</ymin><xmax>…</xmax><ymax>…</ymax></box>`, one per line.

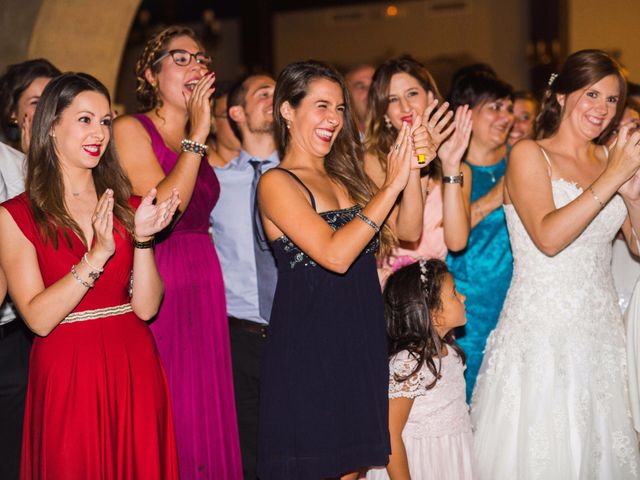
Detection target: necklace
<box><xmin>488</xmin><ymin>170</ymin><xmax>496</xmax><ymax>184</ymax></box>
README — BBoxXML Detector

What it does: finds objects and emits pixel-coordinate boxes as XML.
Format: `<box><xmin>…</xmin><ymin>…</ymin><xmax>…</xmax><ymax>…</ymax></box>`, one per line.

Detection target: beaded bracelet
<box><xmin>356</xmin><ymin>211</ymin><xmax>381</xmax><ymax>233</ymax></box>
<box><xmin>181</xmin><ymin>139</ymin><xmax>208</xmax><ymax>157</ymax></box>
<box><xmin>71</xmin><ymin>264</ymin><xmax>93</xmax><ymax>288</ymax></box>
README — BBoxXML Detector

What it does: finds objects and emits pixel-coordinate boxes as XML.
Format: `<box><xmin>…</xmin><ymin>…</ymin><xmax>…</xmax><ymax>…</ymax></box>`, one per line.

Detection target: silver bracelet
<box><xmin>356</xmin><ymin>211</ymin><xmax>380</xmax><ymax>233</ymax></box>
<box><xmin>71</xmin><ymin>264</ymin><xmax>94</xmax><ymax>289</ymax></box>
<box><xmin>587</xmin><ymin>185</ymin><xmax>604</xmax><ymax>209</ymax></box>
<box><xmin>442</xmin><ymin>172</ymin><xmax>464</xmax><ymax>185</ymax></box>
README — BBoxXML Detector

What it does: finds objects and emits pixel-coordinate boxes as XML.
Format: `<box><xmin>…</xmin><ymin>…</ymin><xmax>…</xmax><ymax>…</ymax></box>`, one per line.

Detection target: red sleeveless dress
<box><xmin>3</xmin><ymin>194</ymin><xmax>179</xmax><ymax>480</ymax></box>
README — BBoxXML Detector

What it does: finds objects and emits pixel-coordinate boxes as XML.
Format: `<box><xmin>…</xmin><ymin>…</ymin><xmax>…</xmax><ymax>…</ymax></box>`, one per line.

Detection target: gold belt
<box><xmin>61</xmin><ymin>304</ymin><xmax>133</xmax><ymax>324</ymax></box>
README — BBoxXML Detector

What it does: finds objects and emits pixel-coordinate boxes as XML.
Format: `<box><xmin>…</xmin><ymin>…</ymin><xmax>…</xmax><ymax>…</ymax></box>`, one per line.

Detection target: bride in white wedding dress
<box><xmin>471</xmin><ymin>49</ymin><xmax>640</xmax><ymax>480</ymax></box>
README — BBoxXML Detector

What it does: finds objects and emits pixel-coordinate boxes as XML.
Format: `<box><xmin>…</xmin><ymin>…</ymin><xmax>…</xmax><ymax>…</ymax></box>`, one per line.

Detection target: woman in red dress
<box><xmin>0</xmin><ymin>72</ymin><xmax>181</xmax><ymax>479</ymax></box>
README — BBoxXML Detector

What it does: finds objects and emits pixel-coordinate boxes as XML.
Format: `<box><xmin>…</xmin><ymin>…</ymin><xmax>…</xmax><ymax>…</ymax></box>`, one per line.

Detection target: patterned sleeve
<box><xmin>388</xmin><ymin>350</ymin><xmax>430</xmax><ymax>399</ymax></box>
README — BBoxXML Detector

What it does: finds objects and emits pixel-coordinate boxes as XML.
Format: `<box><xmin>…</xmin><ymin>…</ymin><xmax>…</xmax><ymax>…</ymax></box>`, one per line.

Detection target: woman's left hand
<box><xmin>412</xmin><ymin>99</ymin><xmax>455</xmax><ymax>168</ymax></box>
<box><xmin>134</xmin><ymin>187</ymin><xmax>181</xmax><ymax>239</ymax></box>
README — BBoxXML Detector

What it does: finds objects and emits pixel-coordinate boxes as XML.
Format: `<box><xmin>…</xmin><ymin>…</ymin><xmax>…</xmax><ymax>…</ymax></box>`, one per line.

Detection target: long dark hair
<box><xmin>385</xmin><ymin>259</ymin><xmax>465</xmax><ymax>389</ymax></box>
<box><xmin>26</xmin><ymin>72</ymin><xmax>134</xmax><ymax>248</ymax></box>
<box><xmin>366</xmin><ymin>56</ymin><xmax>442</xmax><ymax>178</ymax></box>
<box><xmin>273</xmin><ymin>59</ymin><xmax>394</xmax><ymax>256</ymax></box>
<box><xmin>0</xmin><ymin>58</ymin><xmax>61</xmax><ymax>148</ymax></box>
<box><xmin>536</xmin><ymin>49</ymin><xmax>627</xmax><ymax>142</ymax></box>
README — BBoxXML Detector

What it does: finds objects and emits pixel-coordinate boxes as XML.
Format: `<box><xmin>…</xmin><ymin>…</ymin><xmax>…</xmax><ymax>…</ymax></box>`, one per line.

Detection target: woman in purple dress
<box><xmin>114</xmin><ymin>26</ymin><xmax>242</xmax><ymax>479</ymax></box>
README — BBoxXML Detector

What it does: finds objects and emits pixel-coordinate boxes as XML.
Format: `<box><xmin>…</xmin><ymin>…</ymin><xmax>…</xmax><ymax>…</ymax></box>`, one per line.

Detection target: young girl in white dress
<box><xmin>367</xmin><ymin>258</ymin><xmax>474</xmax><ymax>480</ymax></box>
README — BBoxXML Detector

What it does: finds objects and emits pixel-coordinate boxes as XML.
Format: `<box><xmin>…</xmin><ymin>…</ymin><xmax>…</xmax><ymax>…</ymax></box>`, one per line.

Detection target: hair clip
<box><xmin>419</xmin><ymin>258</ymin><xmax>428</xmax><ymax>286</ymax></box>
<box><xmin>547</xmin><ymin>73</ymin><xmax>558</xmax><ymax>88</ymax></box>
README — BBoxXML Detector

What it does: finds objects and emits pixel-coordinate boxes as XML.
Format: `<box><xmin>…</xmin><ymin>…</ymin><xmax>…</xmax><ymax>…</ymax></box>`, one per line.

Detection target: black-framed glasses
<box><xmin>153</xmin><ymin>49</ymin><xmax>212</xmax><ymax>68</ymax></box>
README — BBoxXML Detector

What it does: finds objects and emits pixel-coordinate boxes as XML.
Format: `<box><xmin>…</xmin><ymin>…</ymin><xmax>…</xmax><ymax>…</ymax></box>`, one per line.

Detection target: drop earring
<box><xmin>384</xmin><ymin>116</ymin><xmax>392</xmax><ymax>129</ymax></box>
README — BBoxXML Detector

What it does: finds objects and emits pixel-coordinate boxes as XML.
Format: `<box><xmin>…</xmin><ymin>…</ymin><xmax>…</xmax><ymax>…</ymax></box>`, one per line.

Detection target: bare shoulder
<box><xmin>258</xmin><ymin>167</ymin><xmax>314</xmax><ymax>210</ymax></box>
<box><xmin>508</xmin><ymin>139</ymin><xmax>550</xmax><ymax>175</ymax></box>
<box><xmin>113</xmin><ymin>114</ymin><xmax>149</xmax><ymax>139</ymax></box>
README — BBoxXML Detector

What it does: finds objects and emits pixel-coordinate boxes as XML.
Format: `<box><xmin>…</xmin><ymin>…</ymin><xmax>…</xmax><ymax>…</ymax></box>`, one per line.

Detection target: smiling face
<box><xmin>282</xmin><ymin>78</ymin><xmax>345</xmax><ymax>158</ymax></box>
<box><xmin>558</xmin><ymin>74</ymin><xmax>620</xmax><ymax>140</ymax></box>
<box><xmin>471</xmin><ymin>96</ymin><xmax>514</xmax><ymax>149</ymax></box>
<box><xmin>12</xmin><ymin>76</ymin><xmax>52</xmax><ymax>134</ymax></box>
<box><xmin>386</xmin><ymin>72</ymin><xmax>433</xmax><ymax>129</ymax></box>
<box><xmin>508</xmin><ymin>98</ymin><xmax>537</xmax><ymax>145</ymax></box>
<box><xmin>51</xmin><ymin>90</ymin><xmax>112</xmax><ymax>171</ymax></box>
<box><xmin>241</xmin><ymin>75</ymin><xmax>276</xmax><ymax>135</ymax></box>
<box><xmin>148</xmin><ymin>35</ymin><xmax>209</xmax><ymax>110</ymax></box>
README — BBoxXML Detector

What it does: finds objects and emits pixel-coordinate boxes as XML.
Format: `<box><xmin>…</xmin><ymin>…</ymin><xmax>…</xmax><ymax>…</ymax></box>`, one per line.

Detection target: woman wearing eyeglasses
<box><xmin>114</xmin><ymin>26</ymin><xmax>242</xmax><ymax>479</ymax></box>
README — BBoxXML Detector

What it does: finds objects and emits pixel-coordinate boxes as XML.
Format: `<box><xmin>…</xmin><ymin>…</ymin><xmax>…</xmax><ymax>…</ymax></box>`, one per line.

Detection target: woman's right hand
<box><xmin>91</xmin><ymin>189</ymin><xmax>116</xmax><ymax>262</ymax></box>
<box><xmin>438</xmin><ymin>105</ymin><xmax>473</xmax><ymax>175</ymax></box>
<box><xmin>186</xmin><ymin>72</ymin><xmax>216</xmax><ymax>144</ymax></box>
<box><xmin>383</xmin><ymin>122</ymin><xmax>414</xmax><ymax>194</ymax></box>
<box><xmin>606</xmin><ymin>123</ymin><xmax>640</xmax><ymax>184</ymax></box>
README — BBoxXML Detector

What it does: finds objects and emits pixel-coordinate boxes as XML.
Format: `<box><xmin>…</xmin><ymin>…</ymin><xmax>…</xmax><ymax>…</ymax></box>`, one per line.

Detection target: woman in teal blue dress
<box><xmin>446</xmin><ymin>71</ymin><xmax>515</xmax><ymax>400</ymax></box>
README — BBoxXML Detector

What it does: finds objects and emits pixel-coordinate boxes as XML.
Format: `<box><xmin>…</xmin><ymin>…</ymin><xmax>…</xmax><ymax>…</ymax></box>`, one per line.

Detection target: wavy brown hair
<box><xmin>366</xmin><ymin>56</ymin><xmax>443</xmax><ymax>179</ymax></box>
<box><xmin>385</xmin><ymin>259</ymin><xmax>465</xmax><ymax>390</ymax></box>
<box><xmin>135</xmin><ymin>25</ymin><xmax>201</xmax><ymax>112</ymax></box>
<box><xmin>26</xmin><ymin>73</ymin><xmax>133</xmax><ymax>248</ymax></box>
<box><xmin>273</xmin><ymin>60</ymin><xmax>394</xmax><ymax>257</ymax></box>
<box><xmin>536</xmin><ymin>49</ymin><xmax>627</xmax><ymax>143</ymax></box>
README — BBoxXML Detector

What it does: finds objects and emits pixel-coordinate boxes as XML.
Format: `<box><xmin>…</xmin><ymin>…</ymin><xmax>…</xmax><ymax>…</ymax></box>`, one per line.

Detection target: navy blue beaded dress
<box><xmin>257</xmin><ymin>169</ymin><xmax>390</xmax><ymax>480</ymax></box>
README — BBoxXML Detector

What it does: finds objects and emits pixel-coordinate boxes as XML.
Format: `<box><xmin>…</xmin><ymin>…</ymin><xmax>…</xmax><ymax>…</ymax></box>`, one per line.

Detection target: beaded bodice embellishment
<box><xmin>272</xmin><ymin>205</ymin><xmax>379</xmax><ymax>269</ymax></box>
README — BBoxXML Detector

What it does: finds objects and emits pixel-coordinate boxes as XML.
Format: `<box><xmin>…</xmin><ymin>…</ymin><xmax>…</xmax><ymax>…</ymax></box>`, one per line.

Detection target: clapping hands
<box><xmin>134</xmin><ymin>188</ymin><xmax>181</xmax><ymax>240</ymax></box>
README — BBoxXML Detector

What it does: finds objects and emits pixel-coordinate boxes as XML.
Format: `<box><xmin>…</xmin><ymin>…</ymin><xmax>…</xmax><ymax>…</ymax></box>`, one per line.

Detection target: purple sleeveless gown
<box><xmin>134</xmin><ymin>114</ymin><xmax>242</xmax><ymax>479</ymax></box>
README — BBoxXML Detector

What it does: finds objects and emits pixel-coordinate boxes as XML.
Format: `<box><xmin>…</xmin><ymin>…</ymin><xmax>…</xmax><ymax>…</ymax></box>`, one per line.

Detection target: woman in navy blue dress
<box><xmin>256</xmin><ymin>60</ymin><xmax>428</xmax><ymax>480</ymax></box>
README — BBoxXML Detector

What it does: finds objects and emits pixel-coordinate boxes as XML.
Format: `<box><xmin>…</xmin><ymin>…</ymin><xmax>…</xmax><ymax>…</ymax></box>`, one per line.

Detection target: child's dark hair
<box><xmin>384</xmin><ymin>259</ymin><xmax>465</xmax><ymax>390</ymax></box>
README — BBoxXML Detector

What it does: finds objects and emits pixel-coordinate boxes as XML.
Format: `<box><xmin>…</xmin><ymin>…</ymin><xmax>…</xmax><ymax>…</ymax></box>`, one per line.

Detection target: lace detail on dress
<box><xmin>272</xmin><ymin>205</ymin><xmax>379</xmax><ymax>270</ymax></box>
<box><xmin>471</xmin><ymin>180</ymin><xmax>640</xmax><ymax>479</ymax></box>
<box><xmin>389</xmin><ymin>350</ymin><xmax>472</xmax><ymax>438</ymax></box>
<box><xmin>389</xmin><ymin>351</ymin><xmax>429</xmax><ymax>399</ymax></box>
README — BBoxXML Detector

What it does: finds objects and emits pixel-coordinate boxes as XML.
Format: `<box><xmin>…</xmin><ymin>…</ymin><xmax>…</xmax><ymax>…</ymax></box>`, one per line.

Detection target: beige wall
<box><xmin>274</xmin><ymin>0</ymin><xmax>530</xmax><ymax>90</ymax></box>
<box><xmin>1</xmin><ymin>0</ymin><xmax>140</xmax><ymax>96</ymax></box>
<box><xmin>0</xmin><ymin>0</ymin><xmax>42</xmax><ymax>69</ymax></box>
<box><xmin>568</xmin><ymin>0</ymin><xmax>640</xmax><ymax>81</ymax></box>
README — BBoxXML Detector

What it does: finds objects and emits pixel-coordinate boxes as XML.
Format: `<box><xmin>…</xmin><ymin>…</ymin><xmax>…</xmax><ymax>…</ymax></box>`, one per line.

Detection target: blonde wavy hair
<box><xmin>135</xmin><ymin>25</ymin><xmax>201</xmax><ymax>112</ymax></box>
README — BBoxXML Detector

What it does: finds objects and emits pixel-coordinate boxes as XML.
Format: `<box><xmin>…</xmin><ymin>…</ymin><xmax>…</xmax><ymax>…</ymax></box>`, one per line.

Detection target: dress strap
<box><xmin>273</xmin><ymin>167</ymin><xmax>317</xmax><ymax>211</ymax></box>
<box><xmin>132</xmin><ymin>114</ymin><xmax>165</xmax><ymax>153</ymax></box>
<box><xmin>538</xmin><ymin>146</ymin><xmax>553</xmax><ymax>177</ymax></box>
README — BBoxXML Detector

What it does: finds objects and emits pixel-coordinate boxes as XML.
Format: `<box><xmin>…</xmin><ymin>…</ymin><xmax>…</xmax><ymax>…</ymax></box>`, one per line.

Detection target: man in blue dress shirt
<box><xmin>210</xmin><ymin>74</ymin><xmax>278</xmax><ymax>480</ymax></box>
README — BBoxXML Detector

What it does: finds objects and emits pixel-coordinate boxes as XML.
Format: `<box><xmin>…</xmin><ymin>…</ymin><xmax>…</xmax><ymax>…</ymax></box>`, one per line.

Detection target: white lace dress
<box><xmin>367</xmin><ymin>350</ymin><xmax>474</xmax><ymax>480</ymax></box>
<box><xmin>471</xmin><ymin>179</ymin><xmax>640</xmax><ymax>480</ymax></box>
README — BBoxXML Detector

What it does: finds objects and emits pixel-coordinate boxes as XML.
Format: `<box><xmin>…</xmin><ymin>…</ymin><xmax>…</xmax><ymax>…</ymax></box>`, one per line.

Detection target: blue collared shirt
<box><xmin>210</xmin><ymin>149</ymin><xmax>280</xmax><ymax>324</ymax></box>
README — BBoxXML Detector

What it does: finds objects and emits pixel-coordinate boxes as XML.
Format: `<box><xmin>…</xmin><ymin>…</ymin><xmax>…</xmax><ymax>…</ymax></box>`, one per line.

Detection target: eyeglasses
<box><xmin>153</xmin><ymin>49</ymin><xmax>213</xmax><ymax>68</ymax></box>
